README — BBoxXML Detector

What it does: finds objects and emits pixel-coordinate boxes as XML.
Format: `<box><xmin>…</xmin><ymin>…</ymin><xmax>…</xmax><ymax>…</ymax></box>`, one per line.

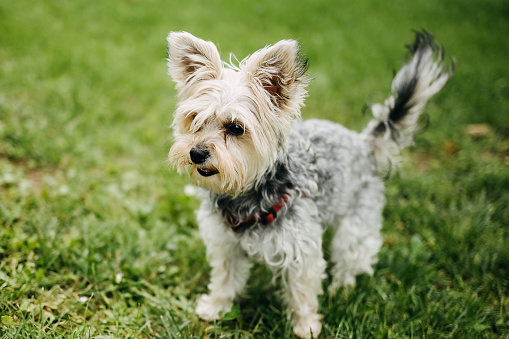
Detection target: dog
<box><xmin>166</xmin><ymin>30</ymin><xmax>453</xmax><ymax>338</ymax></box>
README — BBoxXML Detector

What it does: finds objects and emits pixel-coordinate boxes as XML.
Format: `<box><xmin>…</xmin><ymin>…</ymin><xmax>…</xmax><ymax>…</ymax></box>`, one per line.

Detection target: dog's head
<box><xmin>167</xmin><ymin>32</ymin><xmax>309</xmax><ymax>196</ymax></box>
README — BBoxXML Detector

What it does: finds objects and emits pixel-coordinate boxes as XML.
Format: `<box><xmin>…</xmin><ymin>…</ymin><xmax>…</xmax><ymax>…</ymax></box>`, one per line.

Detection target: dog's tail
<box><xmin>363</xmin><ymin>31</ymin><xmax>455</xmax><ymax>172</ymax></box>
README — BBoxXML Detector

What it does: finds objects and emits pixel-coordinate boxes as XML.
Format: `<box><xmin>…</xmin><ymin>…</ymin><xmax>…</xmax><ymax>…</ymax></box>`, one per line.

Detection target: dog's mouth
<box><xmin>197</xmin><ymin>167</ymin><xmax>219</xmax><ymax>177</ymax></box>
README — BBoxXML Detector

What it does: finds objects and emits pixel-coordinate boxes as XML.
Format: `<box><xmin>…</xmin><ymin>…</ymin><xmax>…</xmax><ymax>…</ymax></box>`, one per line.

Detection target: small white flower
<box><xmin>115</xmin><ymin>273</ymin><xmax>124</xmax><ymax>284</ymax></box>
<box><xmin>184</xmin><ymin>185</ymin><xmax>197</xmax><ymax>196</ymax></box>
<box><xmin>59</xmin><ymin>185</ymin><xmax>69</xmax><ymax>195</ymax></box>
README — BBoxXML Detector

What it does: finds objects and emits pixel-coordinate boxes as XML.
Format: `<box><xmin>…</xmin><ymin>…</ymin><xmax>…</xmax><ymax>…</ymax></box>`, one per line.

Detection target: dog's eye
<box><xmin>226</xmin><ymin>123</ymin><xmax>244</xmax><ymax>136</ymax></box>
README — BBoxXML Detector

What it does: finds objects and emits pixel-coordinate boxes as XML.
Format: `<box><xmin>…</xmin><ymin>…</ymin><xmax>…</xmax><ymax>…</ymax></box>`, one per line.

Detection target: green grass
<box><xmin>1</xmin><ymin>0</ymin><xmax>508</xmax><ymax>337</ymax></box>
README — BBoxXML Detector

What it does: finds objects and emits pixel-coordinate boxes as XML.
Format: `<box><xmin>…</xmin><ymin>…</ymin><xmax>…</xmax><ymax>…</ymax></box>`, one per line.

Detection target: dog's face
<box><xmin>167</xmin><ymin>32</ymin><xmax>309</xmax><ymax>196</ymax></box>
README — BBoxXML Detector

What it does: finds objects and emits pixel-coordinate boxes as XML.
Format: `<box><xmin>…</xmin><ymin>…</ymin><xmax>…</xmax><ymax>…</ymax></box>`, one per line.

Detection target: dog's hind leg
<box><xmin>328</xmin><ymin>179</ymin><xmax>385</xmax><ymax>293</ymax></box>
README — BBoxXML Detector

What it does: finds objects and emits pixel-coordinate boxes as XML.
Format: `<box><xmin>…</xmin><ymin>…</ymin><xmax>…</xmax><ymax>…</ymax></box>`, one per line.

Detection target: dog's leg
<box><xmin>196</xmin><ymin>242</ymin><xmax>251</xmax><ymax>320</ymax></box>
<box><xmin>280</xmin><ymin>229</ymin><xmax>326</xmax><ymax>339</ymax></box>
<box><xmin>195</xmin><ymin>207</ymin><xmax>252</xmax><ymax>320</ymax></box>
<box><xmin>329</xmin><ymin>179</ymin><xmax>385</xmax><ymax>293</ymax></box>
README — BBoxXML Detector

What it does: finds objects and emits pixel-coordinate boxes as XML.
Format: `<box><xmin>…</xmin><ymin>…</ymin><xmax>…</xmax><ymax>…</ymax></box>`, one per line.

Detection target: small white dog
<box><xmin>166</xmin><ymin>31</ymin><xmax>453</xmax><ymax>338</ymax></box>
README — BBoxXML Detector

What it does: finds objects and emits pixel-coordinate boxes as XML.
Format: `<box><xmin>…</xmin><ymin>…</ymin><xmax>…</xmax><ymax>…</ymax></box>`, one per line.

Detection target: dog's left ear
<box><xmin>167</xmin><ymin>31</ymin><xmax>222</xmax><ymax>93</ymax></box>
<box><xmin>243</xmin><ymin>40</ymin><xmax>308</xmax><ymax>110</ymax></box>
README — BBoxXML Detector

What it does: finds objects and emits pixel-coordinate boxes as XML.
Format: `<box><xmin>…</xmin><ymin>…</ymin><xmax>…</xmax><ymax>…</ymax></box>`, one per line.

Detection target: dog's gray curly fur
<box><xmin>212</xmin><ymin>119</ymin><xmax>381</xmax><ymax>232</ymax></box>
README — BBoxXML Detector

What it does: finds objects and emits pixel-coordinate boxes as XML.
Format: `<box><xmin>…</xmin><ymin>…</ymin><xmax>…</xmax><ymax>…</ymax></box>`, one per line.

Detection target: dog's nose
<box><xmin>189</xmin><ymin>147</ymin><xmax>210</xmax><ymax>164</ymax></box>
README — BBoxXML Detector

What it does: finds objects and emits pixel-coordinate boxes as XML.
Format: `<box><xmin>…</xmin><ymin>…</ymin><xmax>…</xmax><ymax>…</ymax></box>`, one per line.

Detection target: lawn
<box><xmin>0</xmin><ymin>0</ymin><xmax>508</xmax><ymax>338</ymax></box>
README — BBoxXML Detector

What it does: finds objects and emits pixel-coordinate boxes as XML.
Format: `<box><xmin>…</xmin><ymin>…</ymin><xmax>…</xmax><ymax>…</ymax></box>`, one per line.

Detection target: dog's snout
<box><xmin>190</xmin><ymin>147</ymin><xmax>210</xmax><ymax>164</ymax></box>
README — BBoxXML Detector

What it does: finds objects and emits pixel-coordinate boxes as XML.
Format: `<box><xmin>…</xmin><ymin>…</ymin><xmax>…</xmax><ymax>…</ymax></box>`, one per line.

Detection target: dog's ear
<box><xmin>167</xmin><ymin>32</ymin><xmax>222</xmax><ymax>91</ymax></box>
<box><xmin>243</xmin><ymin>40</ymin><xmax>308</xmax><ymax>110</ymax></box>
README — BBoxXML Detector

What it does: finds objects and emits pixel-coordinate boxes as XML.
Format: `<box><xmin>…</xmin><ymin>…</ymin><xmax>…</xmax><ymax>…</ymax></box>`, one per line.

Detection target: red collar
<box><xmin>223</xmin><ymin>193</ymin><xmax>291</xmax><ymax>232</ymax></box>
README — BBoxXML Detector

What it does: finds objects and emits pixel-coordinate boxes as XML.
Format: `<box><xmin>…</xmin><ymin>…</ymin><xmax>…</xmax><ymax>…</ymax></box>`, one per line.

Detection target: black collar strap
<box><xmin>223</xmin><ymin>193</ymin><xmax>291</xmax><ymax>233</ymax></box>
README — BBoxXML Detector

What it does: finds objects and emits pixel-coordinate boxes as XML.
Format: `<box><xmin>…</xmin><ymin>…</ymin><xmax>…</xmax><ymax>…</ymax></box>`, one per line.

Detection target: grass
<box><xmin>0</xmin><ymin>0</ymin><xmax>508</xmax><ymax>337</ymax></box>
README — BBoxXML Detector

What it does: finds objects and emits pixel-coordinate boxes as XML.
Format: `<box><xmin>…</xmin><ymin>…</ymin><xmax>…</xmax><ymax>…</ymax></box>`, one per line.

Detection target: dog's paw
<box><xmin>329</xmin><ymin>264</ymin><xmax>375</xmax><ymax>294</ymax></box>
<box><xmin>328</xmin><ymin>273</ymin><xmax>356</xmax><ymax>295</ymax></box>
<box><xmin>195</xmin><ymin>294</ymin><xmax>232</xmax><ymax>321</ymax></box>
<box><xmin>293</xmin><ymin>313</ymin><xmax>322</xmax><ymax>339</ymax></box>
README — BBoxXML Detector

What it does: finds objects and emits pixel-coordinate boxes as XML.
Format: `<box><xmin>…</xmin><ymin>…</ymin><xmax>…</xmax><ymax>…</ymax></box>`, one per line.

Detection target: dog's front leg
<box><xmin>195</xmin><ymin>207</ymin><xmax>251</xmax><ymax>320</ymax></box>
<box><xmin>196</xmin><ymin>241</ymin><xmax>251</xmax><ymax>320</ymax></box>
<box><xmin>280</xmin><ymin>230</ymin><xmax>326</xmax><ymax>339</ymax></box>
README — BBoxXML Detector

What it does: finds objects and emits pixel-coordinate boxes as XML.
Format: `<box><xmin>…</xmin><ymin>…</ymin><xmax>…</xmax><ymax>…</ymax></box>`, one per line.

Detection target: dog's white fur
<box><xmin>166</xmin><ymin>31</ymin><xmax>453</xmax><ymax>338</ymax></box>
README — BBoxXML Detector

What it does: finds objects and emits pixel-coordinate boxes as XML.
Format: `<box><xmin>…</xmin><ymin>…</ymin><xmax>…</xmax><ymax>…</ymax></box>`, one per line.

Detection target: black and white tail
<box><xmin>364</xmin><ymin>30</ymin><xmax>455</xmax><ymax>171</ymax></box>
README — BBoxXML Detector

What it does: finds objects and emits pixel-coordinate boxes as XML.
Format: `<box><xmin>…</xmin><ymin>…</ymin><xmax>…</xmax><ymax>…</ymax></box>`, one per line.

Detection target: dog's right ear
<box><xmin>167</xmin><ymin>32</ymin><xmax>222</xmax><ymax>92</ymax></box>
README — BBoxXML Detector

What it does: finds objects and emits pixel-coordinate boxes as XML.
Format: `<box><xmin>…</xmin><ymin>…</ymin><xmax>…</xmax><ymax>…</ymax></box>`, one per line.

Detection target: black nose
<box><xmin>189</xmin><ymin>147</ymin><xmax>210</xmax><ymax>164</ymax></box>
